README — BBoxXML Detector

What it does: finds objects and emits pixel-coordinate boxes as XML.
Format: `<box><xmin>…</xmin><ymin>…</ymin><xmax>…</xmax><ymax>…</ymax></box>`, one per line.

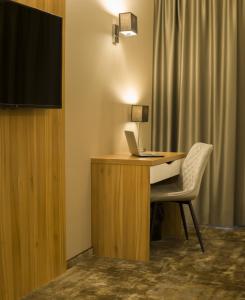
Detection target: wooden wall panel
<box><xmin>14</xmin><ymin>0</ymin><xmax>64</xmax><ymax>16</ymax></box>
<box><xmin>0</xmin><ymin>1</ymin><xmax>65</xmax><ymax>300</ymax></box>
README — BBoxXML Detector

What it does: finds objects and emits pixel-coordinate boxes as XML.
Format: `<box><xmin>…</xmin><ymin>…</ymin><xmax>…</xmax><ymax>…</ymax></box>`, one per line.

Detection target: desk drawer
<box><xmin>150</xmin><ymin>159</ymin><xmax>183</xmax><ymax>184</ymax></box>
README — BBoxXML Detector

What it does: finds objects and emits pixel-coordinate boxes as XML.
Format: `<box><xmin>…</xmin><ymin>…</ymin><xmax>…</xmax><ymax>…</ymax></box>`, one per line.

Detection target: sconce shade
<box><xmin>119</xmin><ymin>12</ymin><xmax>138</xmax><ymax>37</ymax></box>
<box><xmin>131</xmin><ymin>105</ymin><xmax>149</xmax><ymax>122</ymax></box>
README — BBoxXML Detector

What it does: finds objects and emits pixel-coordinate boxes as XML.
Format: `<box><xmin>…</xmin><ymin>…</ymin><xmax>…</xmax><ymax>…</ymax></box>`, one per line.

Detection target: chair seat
<box><xmin>151</xmin><ymin>182</ymin><xmax>196</xmax><ymax>202</ymax></box>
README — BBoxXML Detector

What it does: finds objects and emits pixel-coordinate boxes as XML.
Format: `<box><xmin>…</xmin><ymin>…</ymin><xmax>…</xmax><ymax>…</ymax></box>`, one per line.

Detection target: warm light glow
<box><xmin>120</xmin><ymin>31</ymin><xmax>137</xmax><ymax>37</ymax></box>
<box><xmin>97</xmin><ymin>0</ymin><xmax>126</xmax><ymax>16</ymax></box>
<box><xmin>121</xmin><ymin>88</ymin><xmax>139</xmax><ymax>104</ymax></box>
<box><xmin>123</xmin><ymin>122</ymin><xmax>138</xmax><ymax>138</ymax></box>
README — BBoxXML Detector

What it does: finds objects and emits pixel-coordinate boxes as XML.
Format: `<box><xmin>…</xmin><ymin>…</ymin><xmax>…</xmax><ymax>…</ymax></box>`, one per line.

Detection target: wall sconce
<box><xmin>131</xmin><ymin>105</ymin><xmax>149</xmax><ymax>147</ymax></box>
<box><xmin>112</xmin><ymin>12</ymin><xmax>138</xmax><ymax>45</ymax></box>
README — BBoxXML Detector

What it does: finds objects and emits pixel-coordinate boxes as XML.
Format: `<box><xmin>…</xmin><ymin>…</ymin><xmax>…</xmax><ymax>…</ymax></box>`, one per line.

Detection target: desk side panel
<box><xmin>91</xmin><ymin>163</ymin><xmax>150</xmax><ymax>261</ymax></box>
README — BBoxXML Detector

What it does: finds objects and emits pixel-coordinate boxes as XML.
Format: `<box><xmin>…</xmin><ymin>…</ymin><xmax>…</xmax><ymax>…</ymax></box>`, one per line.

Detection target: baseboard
<box><xmin>67</xmin><ymin>247</ymin><xmax>93</xmax><ymax>269</ymax></box>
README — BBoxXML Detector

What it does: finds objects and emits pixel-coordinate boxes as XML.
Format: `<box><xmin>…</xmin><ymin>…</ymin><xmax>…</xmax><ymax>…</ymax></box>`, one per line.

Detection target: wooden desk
<box><xmin>91</xmin><ymin>152</ymin><xmax>186</xmax><ymax>261</ymax></box>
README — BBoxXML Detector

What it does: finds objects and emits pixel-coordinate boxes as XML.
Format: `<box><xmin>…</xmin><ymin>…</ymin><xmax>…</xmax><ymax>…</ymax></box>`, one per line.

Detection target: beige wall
<box><xmin>65</xmin><ymin>0</ymin><xmax>154</xmax><ymax>259</ymax></box>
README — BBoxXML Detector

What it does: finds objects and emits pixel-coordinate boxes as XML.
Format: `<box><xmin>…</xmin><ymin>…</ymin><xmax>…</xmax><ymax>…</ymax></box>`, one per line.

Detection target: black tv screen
<box><xmin>0</xmin><ymin>0</ymin><xmax>62</xmax><ymax>108</ymax></box>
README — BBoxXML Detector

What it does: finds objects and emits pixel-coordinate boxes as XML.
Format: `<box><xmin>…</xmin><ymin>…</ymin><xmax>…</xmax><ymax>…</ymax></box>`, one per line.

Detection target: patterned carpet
<box><xmin>23</xmin><ymin>227</ymin><xmax>245</xmax><ymax>300</ymax></box>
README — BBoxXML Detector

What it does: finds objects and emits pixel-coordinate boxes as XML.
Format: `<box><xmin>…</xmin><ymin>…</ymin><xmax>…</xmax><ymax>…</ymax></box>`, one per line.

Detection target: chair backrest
<box><xmin>179</xmin><ymin>143</ymin><xmax>213</xmax><ymax>196</ymax></box>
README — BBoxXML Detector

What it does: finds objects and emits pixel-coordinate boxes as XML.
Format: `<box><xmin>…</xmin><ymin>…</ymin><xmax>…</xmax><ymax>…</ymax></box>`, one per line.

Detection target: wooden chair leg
<box><xmin>188</xmin><ymin>202</ymin><xmax>205</xmax><ymax>253</ymax></box>
<box><xmin>178</xmin><ymin>203</ymin><xmax>189</xmax><ymax>240</ymax></box>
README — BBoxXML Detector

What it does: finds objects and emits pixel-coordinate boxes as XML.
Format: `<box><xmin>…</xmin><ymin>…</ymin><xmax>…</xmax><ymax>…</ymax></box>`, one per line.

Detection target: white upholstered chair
<box><xmin>151</xmin><ymin>143</ymin><xmax>213</xmax><ymax>252</ymax></box>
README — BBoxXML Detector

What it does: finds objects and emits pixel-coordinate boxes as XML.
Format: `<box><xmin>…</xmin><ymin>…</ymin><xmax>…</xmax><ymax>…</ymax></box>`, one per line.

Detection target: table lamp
<box><xmin>131</xmin><ymin>105</ymin><xmax>149</xmax><ymax>148</ymax></box>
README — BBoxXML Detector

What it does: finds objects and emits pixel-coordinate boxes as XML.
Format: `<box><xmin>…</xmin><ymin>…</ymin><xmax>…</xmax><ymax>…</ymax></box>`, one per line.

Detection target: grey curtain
<box><xmin>152</xmin><ymin>0</ymin><xmax>245</xmax><ymax>226</ymax></box>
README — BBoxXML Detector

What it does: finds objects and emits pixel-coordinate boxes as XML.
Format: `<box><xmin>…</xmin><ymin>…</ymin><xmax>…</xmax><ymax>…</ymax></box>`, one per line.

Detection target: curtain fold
<box><xmin>152</xmin><ymin>0</ymin><xmax>245</xmax><ymax>226</ymax></box>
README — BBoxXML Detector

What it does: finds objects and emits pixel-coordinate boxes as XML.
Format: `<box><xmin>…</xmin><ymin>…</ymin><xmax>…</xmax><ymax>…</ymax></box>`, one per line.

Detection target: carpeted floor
<box><xmin>23</xmin><ymin>227</ymin><xmax>245</xmax><ymax>300</ymax></box>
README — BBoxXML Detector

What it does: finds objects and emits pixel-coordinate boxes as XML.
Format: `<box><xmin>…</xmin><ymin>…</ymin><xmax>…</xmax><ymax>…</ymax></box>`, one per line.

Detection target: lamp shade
<box><xmin>119</xmin><ymin>12</ymin><xmax>138</xmax><ymax>37</ymax></box>
<box><xmin>131</xmin><ymin>105</ymin><xmax>149</xmax><ymax>122</ymax></box>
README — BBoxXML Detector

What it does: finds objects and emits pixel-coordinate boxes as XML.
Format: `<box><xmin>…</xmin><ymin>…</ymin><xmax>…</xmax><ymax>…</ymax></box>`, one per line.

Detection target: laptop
<box><xmin>125</xmin><ymin>131</ymin><xmax>164</xmax><ymax>157</ymax></box>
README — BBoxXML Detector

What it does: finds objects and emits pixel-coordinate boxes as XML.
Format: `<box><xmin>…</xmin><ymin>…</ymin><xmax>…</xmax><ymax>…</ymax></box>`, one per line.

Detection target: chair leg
<box><xmin>178</xmin><ymin>203</ymin><xmax>189</xmax><ymax>240</ymax></box>
<box><xmin>188</xmin><ymin>202</ymin><xmax>205</xmax><ymax>253</ymax></box>
<box><xmin>150</xmin><ymin>202</ymin><xmax>158</xmax><ymax>239</ymax></box>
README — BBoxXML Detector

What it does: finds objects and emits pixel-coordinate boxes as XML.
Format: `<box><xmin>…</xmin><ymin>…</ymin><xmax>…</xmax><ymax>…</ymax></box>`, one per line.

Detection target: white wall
<box><xmin>65</xmin><ymin>0</ymin><xmax>154</xmax><ymax>259</ymax></box>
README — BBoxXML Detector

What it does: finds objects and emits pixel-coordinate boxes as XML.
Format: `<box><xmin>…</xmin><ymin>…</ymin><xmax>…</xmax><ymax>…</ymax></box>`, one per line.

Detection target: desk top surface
<box><xmin>91</xmin><ymin>152</ymin><xmax>186</xmax><ymax>166</ymax></box>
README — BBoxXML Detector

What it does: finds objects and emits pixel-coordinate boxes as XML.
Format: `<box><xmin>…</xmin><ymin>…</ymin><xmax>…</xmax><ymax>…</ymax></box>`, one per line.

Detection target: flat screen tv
<box><xmin>0</xmin><ymin>0</ymin><xmax>62</xmax><ymax>108</ymax></box>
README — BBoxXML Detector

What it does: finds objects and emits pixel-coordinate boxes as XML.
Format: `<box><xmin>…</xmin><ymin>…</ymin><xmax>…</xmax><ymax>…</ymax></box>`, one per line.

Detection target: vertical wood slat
<box><xmin>0</xmin><ymin>1</ymin><xmax>65</xmax><ymax>300</ymax></box>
